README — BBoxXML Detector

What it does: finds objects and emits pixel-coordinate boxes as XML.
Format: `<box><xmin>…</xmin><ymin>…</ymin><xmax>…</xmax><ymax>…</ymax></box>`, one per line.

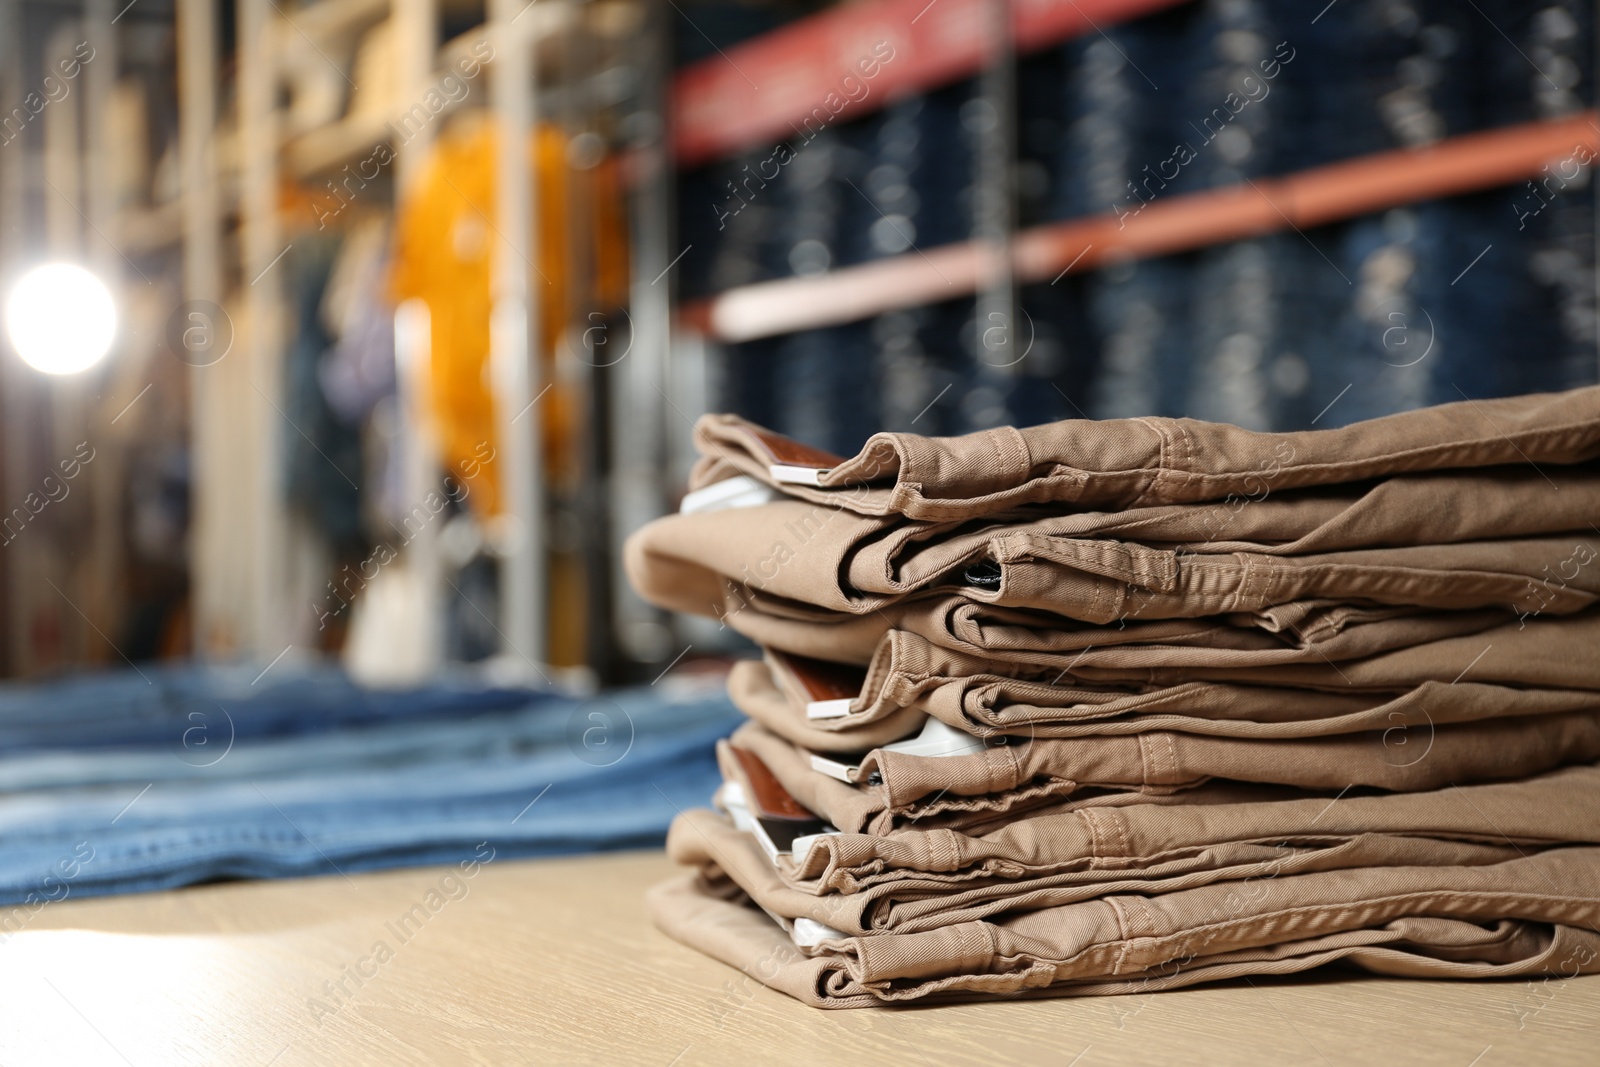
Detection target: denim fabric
<box><xmin>909</xmin><ymin>81</ymin><xmax>977</xmax><ymax>251</ymax></box>
<box><xmin>1053</xmin><ymin>8</ymin><xmax>1199</xmax><ymax>220</ymax></box>
<box><xmin>0</xmin><ymin>675</ymin><xmax>741</xmax><ymax>908</ymax></box>
<box><xmin>0</xmin><ymin>663</ymin><xmax>544</xmax><ymax>751</ymax></box>
<box><xmin>772</xmin><ymin>324</ymin><xmax>880</xmax><ymax>460</ymax></box>
<box><xmin>869</xmin><ymin>308</ymin><xmax>943</xmax><ymax>433</ymax></box>
<box><xmin>1320</xmin><ymin>209</ymin><xmax>1435</xmax><ymax>426</ymax></box>
<box><xmin>689</xmin><ymin>0</ymin><xmax>1598</xmax><ymax>454</ymax></box>
<box><xmin>1016</xmin><ymin>49</ymin><xmax>1067</xmax><ymax>231</ymax></box>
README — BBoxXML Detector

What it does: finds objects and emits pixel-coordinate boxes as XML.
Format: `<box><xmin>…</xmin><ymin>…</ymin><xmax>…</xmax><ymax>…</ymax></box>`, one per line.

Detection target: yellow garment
<box><xmin>390</xmin><ymin>113</ymin><xmax>629</xmax><ymax>516</ymax></box>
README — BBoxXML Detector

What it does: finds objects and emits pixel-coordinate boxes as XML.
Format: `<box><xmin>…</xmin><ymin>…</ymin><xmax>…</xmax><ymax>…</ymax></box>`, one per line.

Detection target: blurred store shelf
<box><xmin>671</xmin><ymin>0</ymin><xmax>1192</xmax><ymax>168</ymax></box>
<box><xmin>683</xmin><ymin>111</ymin><xmax>1600</xmax><ymax>342</ymax></box>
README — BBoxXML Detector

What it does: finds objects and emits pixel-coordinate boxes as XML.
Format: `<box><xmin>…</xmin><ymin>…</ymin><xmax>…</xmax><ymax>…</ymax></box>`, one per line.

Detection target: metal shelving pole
<box><xmin>611</xmin><ymin>0</ymin><xmax>673</xmax><ymax>669</ymax></box>
<box><xmin>84</xmin><ymin>0</ymin><xmax>124</xmax><ymax>665</ymax></box>
<box><xmin>24</xmin><ymin>19</ymin><xmax>81</xmax><ymax>670</ymax></box>
<box><xmin>41</xmin><ymin>23</ymin><xmax>86</xmax><ymax>665</ymax></box>
<box><xmin>974</xmin><ymin>0</ymin><xmax>1018</xmax><ymax>377</ymax></box>
<box><xmin>177</xmin><ymin>0</ymin><xmax>228</xmax><ymax>657</ymax></box>
<box><xmin>238</xmin><ymin>0</ymin><xmax>289</xmax><ymax>658</ymax></box>
<box><xmin>0</xmin><ymin>0</ymin><xmax>29</xmax><ymax>675</ymax></box>
<box><xmin>84</xmin><ymin>0</ymin><xmax>116</xmax><ymax>258</ymax></box>
<box><xmin>392</xmin><ymin>0</ymin><xmax>445</xmax><ymax>676</ymax></box>
<box><xmin>490</xmin><ymin>0</ymin><xmax>546</xmax><ymax>671</ymax></box>
<box><xmin>393</xmin><ymin>0</ymin><xmax>437</xmax><ymax>189</ymax></box>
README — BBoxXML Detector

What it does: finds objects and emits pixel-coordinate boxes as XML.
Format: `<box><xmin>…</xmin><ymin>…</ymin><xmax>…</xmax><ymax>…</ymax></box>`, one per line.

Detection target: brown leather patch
<box><xmin>729</xmin><ymin>745</ymin><xmax>817</xmax><ymax>820</ymax></box>
<box><xmin>769</xmin><ymin>649</ymin><xmax>866</xmax><ymax>703</ymax></box>
<box><xmin>738</xmin><ymin>425</ymin><xmax>847</xmax><ymax>470</ymax></box>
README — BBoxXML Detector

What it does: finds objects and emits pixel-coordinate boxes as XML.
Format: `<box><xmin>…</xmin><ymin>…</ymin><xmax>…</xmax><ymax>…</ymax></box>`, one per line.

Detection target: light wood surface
<box><xmin>0</xmin><ymin>849</ymin><xmax>1594</xmax><ymax>1066</ymax></box>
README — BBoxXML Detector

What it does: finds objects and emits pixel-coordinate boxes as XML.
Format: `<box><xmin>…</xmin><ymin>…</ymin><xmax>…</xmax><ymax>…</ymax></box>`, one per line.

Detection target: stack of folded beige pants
<box><xmin>625</xmin><ymin>387</ymin><xmax>1600</xmax><ymax>1008</ymax></box>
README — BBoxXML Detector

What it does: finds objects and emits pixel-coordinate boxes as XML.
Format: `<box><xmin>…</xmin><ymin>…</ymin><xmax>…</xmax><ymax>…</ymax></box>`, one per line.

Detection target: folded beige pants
<box><xmin>780</xmin><ymin>761</ymin><xmax>1600</xmax><ymax>892</ymax></box>
<box><xmin>728</xmin><ymin>615</ymin><xmax>1600</xmax><ymax>751</ymax></box>
<box><xmin>706</xmin><ymin>581</ymin><xmax>1510</xmax><ymax>669</ymax></box>
<box><xmin>667</xmin><ymin>762</ymin><xmax>1600</xmax><ymax>934</ymax></box>
<box><xmin>722</xmin><ymin>707</ymin><xmax>1600</xmax><ymax>836</ymax></box>
<box><xmin>627</xmin><ymin>485</ymin><xmax>1600</xmax><ymax>623</ymax></box>
<box><xmin>687</xmin><ymin>385</ymin><xmax>1600</xmax><ymax>521</ymax></box>
<box><xmin>650</xmin><ymin>845</ymin><xmax>1600</xmax><ymax>1006</ymax></box>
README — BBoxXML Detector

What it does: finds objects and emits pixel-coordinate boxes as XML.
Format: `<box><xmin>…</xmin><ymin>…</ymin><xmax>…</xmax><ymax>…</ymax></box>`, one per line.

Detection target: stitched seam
<box><xmin>1160</xmin><ymin>732</ymin><xmax>1180</xmax><ymax>786</ymax></box>
<box><xmin>1112</xmin><ymin>939</ymin><xmax>1133</xmax><ymax>977</ymax></box>
<box><xmin>1242</xmin><ymin>552</ymin><xmax>1275</xmax><ymax>611</ymax></box>
<box><xmin>993</xmin><ymin>425</ymin><xmax>1029</xmax><ymax>484</ymax></box>
<box><xmin>1123</xmin><ymin>886</ymin><xmax>1600</xmax><ymax>961</ymax></box>
<box><xmin>1171</xmin><ymin>421</ymin><xmax>1600</xmax><ymax>495</ymax></box>
<box><xmin>1130</xmin><ymin>893</ymin><xmax>1159</xmax><ymax>943</ymax></box>
<box><xmin>1130</xmin><ymin>418</ymin><xmax>1172</xmax><ymax>507</ymax></box>
<box><xmin>1003</xmin><ymin>740</ymin><xmax>1024</xmax><ymax>792</ymax></box>
<box><xmin>1106</xmin><ymin>894</ymin><xmax>1132</xmax><ymax>942</ymax></box>
<box><xmin>1172</xmin><ymin>417</ymin><xmax>1195</xmax><ymax>471</ymax></box>
<box><xmin>1107</xmin><ymin>807</ymin><xmax>1132</xmax><ymax>861</ymax></box>
<box><xmin>1080</xmin><ymin>809</ymin><xmax>1105</xmax><ymax>865</ymax></box>
<box><xmin>986</xmin><ymin>429</ymin><xmax>1007</xmax><ymax>488</ymax></box>
<box><xmin>1160</xmin><ymin>417</ymin><xmax>1199</xmax><ymax>497</ymax></box>
<box><xmin>1096</xmin><ymin>574</ymin><xmax>1126</xmax><ymax>626</ymax></box>
<box><xmin>983</xmin><ymin>745</ymin><xmax>1011</xmax><ymax>793</ymax></box>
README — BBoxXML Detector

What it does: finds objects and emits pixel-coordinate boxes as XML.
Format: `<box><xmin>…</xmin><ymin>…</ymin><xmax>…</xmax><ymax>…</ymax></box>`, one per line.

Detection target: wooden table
<box><xmin>0</xmin><ymin>850</ymin><xmax>1594</xmax><ymax>1065</ymax></box>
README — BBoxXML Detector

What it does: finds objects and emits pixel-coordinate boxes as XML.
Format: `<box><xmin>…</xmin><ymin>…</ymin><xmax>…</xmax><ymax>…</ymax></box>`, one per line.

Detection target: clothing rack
<box><xmin>180</xmin><ymin>0</ymin><xmax>560</xmax><ymax>669</ymax></box>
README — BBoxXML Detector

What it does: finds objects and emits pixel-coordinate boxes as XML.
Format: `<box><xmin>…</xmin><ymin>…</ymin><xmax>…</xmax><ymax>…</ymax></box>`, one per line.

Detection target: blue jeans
<box><xmin>0</xmin><ymin>662</ymin><xmax>548</xmax><ymax>751</ymax></box>
<box><xmin>0</xmin><ymin>672</ymin><xmax>741</xmax><ymax>910</ymax></box>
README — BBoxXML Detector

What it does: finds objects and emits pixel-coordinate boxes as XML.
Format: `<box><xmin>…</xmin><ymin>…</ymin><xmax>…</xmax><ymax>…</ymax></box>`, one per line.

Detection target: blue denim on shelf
<box><xmin>691</xmin><ymin>0</ymin><xmax>1598</xmax><ymax>451</ymax></box>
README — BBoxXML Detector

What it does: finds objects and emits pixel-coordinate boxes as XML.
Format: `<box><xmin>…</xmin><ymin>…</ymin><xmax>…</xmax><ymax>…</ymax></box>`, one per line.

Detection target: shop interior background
<box><xmin>0</xmin><ymin>0</ymin><xmax>1594</xmax><ymax>685</ymax></box>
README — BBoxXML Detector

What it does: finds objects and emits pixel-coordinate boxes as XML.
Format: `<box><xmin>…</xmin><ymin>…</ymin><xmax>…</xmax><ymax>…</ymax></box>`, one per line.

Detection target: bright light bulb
<box><xmin>5</xmin><ymin>263</ymin><xmax>117</xmax><ymax>375</ymax></box>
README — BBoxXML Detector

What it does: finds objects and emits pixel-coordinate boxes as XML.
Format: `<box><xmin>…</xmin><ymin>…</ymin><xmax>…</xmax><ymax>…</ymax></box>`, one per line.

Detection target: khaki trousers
<box><xmin>667</xmin><ymin>762</ymin><xmax>1600</xmax><ymax>935</ymax></box>
<box><xmin>720</xmin><ymin>711</ymin><xmax>1600</xmax><ymax>836</ymax></box>
<box><xmin>727</xmin><ymin>617</ymin><xmax>1600</xmax><ymax>751</ymax></box>
<box><xmin>628</xmin><ymin>480</ymin><xmax>1600</xmax><ymax>623</ymax></box>
<box><xmin>688</xmin><ymin>385</ymin><xmax>1600</xmax><ymax>521</ymax></box>
<box><xmin>649</xmin><ymin>848</ymin><xmax>1600</xmax><ymax>1007</ymax></box>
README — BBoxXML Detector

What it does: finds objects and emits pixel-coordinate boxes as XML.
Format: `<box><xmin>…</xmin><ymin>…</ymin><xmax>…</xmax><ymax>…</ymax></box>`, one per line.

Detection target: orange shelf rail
<box><xmin>671</xmin><ymin>0</ymin><xmax>1193</xmax><ymax>169</ymax></box>
<box><xmin>683</xmin><ymin>111</ymin><xmax>1600</xmax><ymax>342</ymax></box>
